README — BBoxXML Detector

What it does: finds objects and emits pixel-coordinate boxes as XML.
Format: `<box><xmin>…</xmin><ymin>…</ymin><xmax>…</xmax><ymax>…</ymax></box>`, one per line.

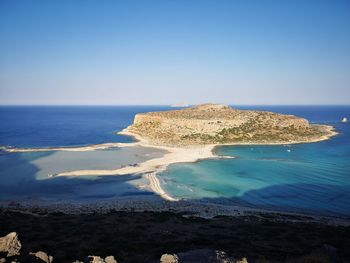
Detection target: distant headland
<box><xmin>122</xmin><ymin>103</ymin><xmax>337</xmax><ymax>147</ymax></box>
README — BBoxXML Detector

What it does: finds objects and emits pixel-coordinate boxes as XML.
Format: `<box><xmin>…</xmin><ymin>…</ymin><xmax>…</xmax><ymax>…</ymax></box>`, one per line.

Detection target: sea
<box><xmin>0</xmin><ymin>105</ymin><xmax>349</xmax><ymax>216</ymax></box>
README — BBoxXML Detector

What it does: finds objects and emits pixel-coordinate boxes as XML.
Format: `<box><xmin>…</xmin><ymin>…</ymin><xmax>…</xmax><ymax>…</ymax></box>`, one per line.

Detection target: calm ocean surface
<box><xmin>0</xmin><ymin>106</ymin><xmax>172</xmax><ymax>148</ymax></box>
<box><xmin>0</xmin><ymin>106</ymin><xmax>349</xmax><ymax>216</ymax></box>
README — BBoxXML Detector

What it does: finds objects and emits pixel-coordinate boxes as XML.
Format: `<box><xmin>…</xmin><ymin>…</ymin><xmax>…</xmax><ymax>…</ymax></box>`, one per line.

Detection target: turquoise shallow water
<box><xmin>0</xmin><ymin>105</ymin><xmax>349</xmax><ymax>216</ymax></box>
<box><xmin>161</xmin><ymin>119</ymin><xmax>350</xmax><ymax>216</ymax></box>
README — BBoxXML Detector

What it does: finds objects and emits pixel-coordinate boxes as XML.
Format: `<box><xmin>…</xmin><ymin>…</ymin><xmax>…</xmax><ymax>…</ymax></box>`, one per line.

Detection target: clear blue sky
<box><xmin>0</xmin><ymin>0</ymin><xmax>349</xmax><ymax>105</ymax></box>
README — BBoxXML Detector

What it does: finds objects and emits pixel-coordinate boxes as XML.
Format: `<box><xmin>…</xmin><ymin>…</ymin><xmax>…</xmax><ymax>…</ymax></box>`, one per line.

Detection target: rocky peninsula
<box><xmin>124</xmin><ymin>103</ymin><xmax>336</xmax><ymax>146</ymax></box>
<box><xmin>45</xmin><ymin>103</ymin><xmax>337</xmax><ymax>201</ymax></box>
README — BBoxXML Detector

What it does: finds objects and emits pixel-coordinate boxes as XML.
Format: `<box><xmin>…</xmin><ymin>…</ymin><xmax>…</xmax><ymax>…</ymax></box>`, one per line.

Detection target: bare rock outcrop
<box><xmin>177</xmin><ymin>249</ymin><xmax>236</xmax><ymax>263</ymax></box>
<box><xmin>160</xmin><ymin>249</ymin><xmax>248</xmax><ymax>263</ymax></box>
<box><xmin>125</xmin><ymin>103</ymin><xmax>336</xmax><ymax>146</ymax></box>
<box><xmin>84</xmin><ymin>256</ymin><xmax>104</xmax><ymax>263</ymax></box>
<box><xmin>83</xmin><ymin>255</ymin><xmax>117</xmax><ymax>263</ymax></box>
<box><xmin>0</xmin><ymin>232</ymin><xmax>21</xmax><ymax>257</ymax></box>
<box><xmin>29</xmin><ymin>251</ymin><xmax>54</xmax><ymax>263</ymax></box>
<box><xmin>160</xmin><ymin>253</ymin><xmax>179</xmax><ymax>263</ymax></box>
<box><xmin>104</xmin><ymin>256</ymin><xmax>117</xmax><ymax>263</ymax></box>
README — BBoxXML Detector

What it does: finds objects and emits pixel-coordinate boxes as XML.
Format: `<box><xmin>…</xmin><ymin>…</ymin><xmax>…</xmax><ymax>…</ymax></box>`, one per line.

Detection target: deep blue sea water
<box><xmin>0</xmin><ymin>105</ymin><xmax>349</xmax><ymax>216</ymax></box>
<box><xmin>0</xmin><ymin>106</ymin><xmax>173</xmax><ymax>148</ymax></box>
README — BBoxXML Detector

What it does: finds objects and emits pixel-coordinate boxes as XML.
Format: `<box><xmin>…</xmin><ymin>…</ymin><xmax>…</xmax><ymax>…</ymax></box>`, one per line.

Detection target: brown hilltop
<box><xmin>124</xmin><ymin>104</ymin><xmax>336</xmax><ymax>146</ymax></box>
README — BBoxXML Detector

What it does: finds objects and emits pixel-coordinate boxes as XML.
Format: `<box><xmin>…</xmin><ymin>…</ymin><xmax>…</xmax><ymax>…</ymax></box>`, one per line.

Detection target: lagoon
<box><xmin>0</xmin><ymin>105</ymin><xmax>349</xmax><ymax>216</ymax></box>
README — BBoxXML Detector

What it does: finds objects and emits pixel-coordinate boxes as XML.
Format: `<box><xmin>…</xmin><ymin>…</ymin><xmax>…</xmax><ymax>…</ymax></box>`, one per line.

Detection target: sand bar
<box><xmin>55</xmin><ymin>144</ymin><xmax>215</xmax><ymax>177</ymax></box>
<box><xmin>1</xmin><ymin>126</ymin><xmax>338</xmax><ymax>202</ymax></box>
<box><xmin>2</xmin><ymin>142</ymin><xmax>134</xmax><ymax>152</ymax></box>
<box><xmin>146</xmin><ymin>172</ymin><xmax>178</xmax><ymax>201</ymax></box>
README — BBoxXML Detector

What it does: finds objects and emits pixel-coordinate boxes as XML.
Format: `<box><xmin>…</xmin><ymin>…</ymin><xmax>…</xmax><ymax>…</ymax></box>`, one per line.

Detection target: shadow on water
<box><xmin>0</xmin><ymin>151</ymin><xmax>159</xmax><ymax>201</ymax></box>
<box><xmin>1</xmin><ymin>149</ymin><xmax>349</xmax><ymax>217</ymax></box>
<box><xmin>199</xmin><ymin>183</ymin><xmax>350</xmax><ymax>217</ymax></box>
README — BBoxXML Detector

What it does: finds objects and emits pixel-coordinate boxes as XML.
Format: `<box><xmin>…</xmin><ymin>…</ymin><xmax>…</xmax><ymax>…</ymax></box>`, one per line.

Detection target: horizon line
<box><xmin>0</xmin><ymin>104</ymin><xmax>350</xmax><ymax>107</ymax></box>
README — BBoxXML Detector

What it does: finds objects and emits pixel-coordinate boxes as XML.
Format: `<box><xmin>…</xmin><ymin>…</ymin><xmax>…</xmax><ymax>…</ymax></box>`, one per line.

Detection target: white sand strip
<box><xmin>3</xmin><ymin>142</ymin><xmax>136</xmax><ymax>152</ymax></box>
<box><xmin>146</xmin><ymin>172</ymin><xmax>177</xmax><ymax>201</ymax></box>
<box><xmin>52</xmin><ymin>141</ymin><xmax>215</xmax><ymax>202</ymax></box>
<box><xmin>5</xmin><ymin>126</ymin><xmax>337</xmax><ymax>202</ymax></box>
<box><xmin>55</xmin><ymin>144</ymin><xmax>216</xmax><ymax>177</ymax></box>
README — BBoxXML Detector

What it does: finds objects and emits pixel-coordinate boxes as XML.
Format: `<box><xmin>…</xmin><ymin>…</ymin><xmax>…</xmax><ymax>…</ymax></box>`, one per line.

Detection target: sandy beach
<box><xmin>53</xmin><ymin>144</ymin><xmax>215</xmax><ymax>177</ymax></box>
<box><xmin>2</xmin><ymin>129</ymin><xmax>218</xmax><ymax>201</ymax></box>
<box><xmin>51</xmin><ymin>134</ymin><xmax>216</xmax><ymax>201</ymax></box>
<box><xmin>1</xmin><ymin>126</ymin><xmax>338</xmax><ymax>202</ymax></box>
<box><xmin>0</xmin><ymin>124</ymin><xmax>348</xmax><ymax>225</ymax></box>
<box><xmin>0</xmin><ymin>128</ymin><xmax>213</xmax><ymax>202</ymax></box>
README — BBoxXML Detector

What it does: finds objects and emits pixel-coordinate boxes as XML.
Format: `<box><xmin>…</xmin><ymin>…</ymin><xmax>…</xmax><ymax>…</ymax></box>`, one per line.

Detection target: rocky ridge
<box><xmin>125</xmin><ymin>103</ymin><xmax>336</xmax><ymax>146</ymax></box>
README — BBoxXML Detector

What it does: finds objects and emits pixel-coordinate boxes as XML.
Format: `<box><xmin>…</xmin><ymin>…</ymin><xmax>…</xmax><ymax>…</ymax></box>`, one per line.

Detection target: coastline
<box><xmin>53</xmin><ymin>132</ymin><xmax>217</xmax><ymax>202</ymax></box>
<box><xmin>54</xmin><ymin>127</ymin><xmax>338</xmax><ymax>202</ymax></box>
<box><xmin>218</xmin><ymin>124</ymin><xmax>338</xmax><ymax>146</ymax></box>
<box><xmin>1</xmin><ymin>196</ymin><xmax>349</xmax><ymax>226</ymax></box>
<box><xmin>146</xmin><ymin>173</ymin><xmax>178</xmax><ymax>201</ymax></box>
<box><xmin>1</xmin><ymin>130</ymin><xmax>218</xmax><ymax>202</ymax></box>
<box><xmin>1</xmin><ymin>142</ymin><xmax>135</xmax><ymax>152</ymax></box>
<box><xmin>1</xmin><ymin>130</ymin><xmax>217</xmax><ymax>202</ymax></box>
<box><xmin>3</xmin><ymin>123</ymin><xmax>337</xmax><ymax>153</ymax></box>
<box><xmin>0</xmin><ymin>125</ymin><xmax>339</xmax><ymax>204</ymax></box>
<box><xmin>0</xmin><ymin>125</ymin><xmax>347</xmax><ymax>222</ymax></box>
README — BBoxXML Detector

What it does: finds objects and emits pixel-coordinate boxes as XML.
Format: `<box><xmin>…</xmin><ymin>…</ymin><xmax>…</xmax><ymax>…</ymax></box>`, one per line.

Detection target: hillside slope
<box><xmin>124</xmin><ymin>104</ymin><xmax>336</xmax><ymax>146</ymax></box>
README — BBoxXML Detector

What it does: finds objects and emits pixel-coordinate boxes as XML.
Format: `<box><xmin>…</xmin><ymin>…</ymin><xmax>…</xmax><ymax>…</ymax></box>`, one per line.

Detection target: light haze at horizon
<box><xmin>0</xmin><ymin>0</ymin><xmax>350</xmax><ymax>105</ymax></box>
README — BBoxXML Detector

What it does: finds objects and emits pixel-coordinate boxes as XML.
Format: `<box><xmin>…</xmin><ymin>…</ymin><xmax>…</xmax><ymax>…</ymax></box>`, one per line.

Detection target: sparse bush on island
<box><xmin>126</xmin><ymin>104</ymin><xmax>336</xmax><ymax>146</ymax></box>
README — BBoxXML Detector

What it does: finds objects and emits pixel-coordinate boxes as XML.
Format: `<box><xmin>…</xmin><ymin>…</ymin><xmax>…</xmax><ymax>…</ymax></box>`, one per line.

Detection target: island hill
<box><xmin>123</xmin><ymin>103</ymin><xmax>336</xmax><ymax>146</ymax></box>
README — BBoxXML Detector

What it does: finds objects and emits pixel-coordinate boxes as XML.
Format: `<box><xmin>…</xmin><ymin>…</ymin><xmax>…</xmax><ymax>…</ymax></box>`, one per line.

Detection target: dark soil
<box><xmin>1</xmin><ymin>209</ymin><xmax>349</xmax><ymax>263</ymax></box>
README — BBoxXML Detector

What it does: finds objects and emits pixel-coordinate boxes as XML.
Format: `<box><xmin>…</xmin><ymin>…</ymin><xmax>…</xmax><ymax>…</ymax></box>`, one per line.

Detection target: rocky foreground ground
<box><xmin>1</xmin><ymin>209</ymin><xmax>350</xmax><ymax>263</ymax></box>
